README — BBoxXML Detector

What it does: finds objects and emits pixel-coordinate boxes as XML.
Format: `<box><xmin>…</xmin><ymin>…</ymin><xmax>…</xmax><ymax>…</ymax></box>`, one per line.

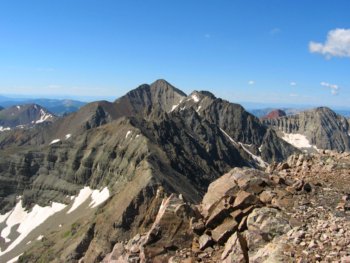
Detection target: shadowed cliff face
<box><xmin>263</xmin><ymin>107</ymin><xmax>350</xmax><ymax>152</ymax></box>
<box><xmin>0</xmin><ymin>80</ymin><xmax>299</xmax><ymax>262</ymax></box>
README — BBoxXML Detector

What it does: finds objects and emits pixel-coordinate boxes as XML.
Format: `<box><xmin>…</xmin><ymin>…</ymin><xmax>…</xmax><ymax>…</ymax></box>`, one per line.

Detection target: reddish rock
<box><xmin>261</xmin><ymin>109</ymin><xmax>286</xmax><ymax>120</ymax></box>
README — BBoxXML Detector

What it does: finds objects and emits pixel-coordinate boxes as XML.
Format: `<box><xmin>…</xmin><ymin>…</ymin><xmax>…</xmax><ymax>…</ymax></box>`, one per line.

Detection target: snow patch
<box><xmin>0</xmin><ymin>200</ymin><xmax>66</xmax><ymax>256</ymax></box>
<box><xmin>90</xmin><ymin>187</ymin><xmax>110</xmax><ymax>208</ymax></box>
<box><xmin>65</xmin><ymin>134</ymin><xmax>72</xmax><ymax>140</ymax></box>
<box><xmin>36</xmin><ymin>235</ymin><xmax>44</xmax><ymax>240</ymax></box>
<box><xmin>220</xmin><ymin>128</ymin><xmax>239</xmax><ymax>146</ymax></box>
<box><xmin>220</xmin><ymin>128</ymin><xmax>267</xmax><ymax>167</ymax></box>
<box><xmin>0</xmin><ymin>210</ymin><xmax>11</xmax><ymax>224</ymax></box>
<box><xmin>126</xmin><ymin>130</ymin><xmax>132</xmax><ymax>139</ymax></box>
<box><xmin>0</xmin><ymin>126</ymin><xmax>11</xmax><ymax>132</ymax></box>
<box><xmin>49</xmin><ymin>139</ymin><xmax>60</xmax><ymax>145</ymax></box>
<box><xmin>36</xmin><ymin>109</ymin><xmax>53</xmax><ymax>124</ymax></box>
<box><xmin>16</xmin><ymin>106</ymin><xmax>21</xmax><ymax>110</ymax></box>
<box><xmin>258</xmin><ymin>145</ymin><xmax>263</xmax><ymax>152</ymax></box>
<box><xmin>239</xmin><ymin>143</ymin><xmax>267</xmax><ymax>168</ymax></box>
<box><xmin>196</xmin><ymin>106</ymin><xmax>202</xmax><ymax>113</ymax></box>
<box><xmin>191</xmin><ymin>94</ymin><xmax>200</xmax><ymax>103</ymax></box>
<box><xmin>171</xmin><ymin>104</ymin><xmax>180</xmax><ymax>112</ymax></box>
<box><xmin>170</xmin><ymin>98</ymin><xmax>184</xmax><ymax>112</ymax></box>
<box><xmin>282</xmin><ymin>132</ymin><xmax>317</xmax><ymax>149</ymax></box>
<box><xmin>67</xmin><ymin>187</ymin><xmax>93</xmax><ymax>214</ymax></box>
<box><xmin>7</xmin><ymin>253</ymin><xmax>23</xmax><ymax>263</ymax></box>
<box><xmin>67</xmin><ymin>186</ymin><xmax>110</xmax><ymax>213</ymax></box>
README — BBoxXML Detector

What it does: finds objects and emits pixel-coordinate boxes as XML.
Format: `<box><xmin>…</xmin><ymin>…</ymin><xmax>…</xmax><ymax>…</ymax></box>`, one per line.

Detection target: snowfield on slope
<box><xmin>67</xmin><ymin>186</ymin><xmax>110</xmax><ymax>214</ymax></box>
<box><xmin>282</xmin><ymin>132</ymin><xmax>318</xmax><ymax>150</ymax></box>
<box><xmin>0</xmin><ymin>186</ymin><xmax>110</xmax><ymax>261</ymax></box>
<box><xmin>0</xmin><ymin>200</ymin><xmax>66</xmax><ymax>256</ymax></box>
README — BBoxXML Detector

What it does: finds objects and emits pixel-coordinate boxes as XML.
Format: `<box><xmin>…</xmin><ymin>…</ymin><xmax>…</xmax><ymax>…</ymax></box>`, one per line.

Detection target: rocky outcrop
<box><xmin>102</xmin><ymin>193</ymin><xmax>195</xmax><ymax>263</ymax></box>
<box><xmin>99</xmin><ymin>167</ymin><xmax>296</xmax><ymax>262</ymax></box>
<box><xmin>101</xmin><ymin>151</ymin><xmax>350</xmax><ymax>262</ymax></box>
<box><xmin>264</xmin><ymin>107</ymin><xmax>350</xmax><ymax>152</ymax></box>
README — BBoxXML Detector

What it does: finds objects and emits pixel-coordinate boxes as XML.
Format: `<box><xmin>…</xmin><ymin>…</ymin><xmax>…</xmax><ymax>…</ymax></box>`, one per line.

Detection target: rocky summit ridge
<box><xmin>0</xmin><ymin>80</ymin><xmax>348</xmax><ymax>262</ymax></box>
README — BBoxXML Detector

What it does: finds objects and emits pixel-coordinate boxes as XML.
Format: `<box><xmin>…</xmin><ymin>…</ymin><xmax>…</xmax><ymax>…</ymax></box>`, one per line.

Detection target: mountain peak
<box><xmin>314</xmin><ymin>106</ymin><xmax>333</xmax><ymax>113</ymax></box>
<box><xmin>151</xmin><ymin>78</ymin><xmax>171</xmax><ymax>86</ymax></box>
<box><xmin>150</xmin><ymin>79</ymin><xmax>187</xmax><ymax>97</ymax></box>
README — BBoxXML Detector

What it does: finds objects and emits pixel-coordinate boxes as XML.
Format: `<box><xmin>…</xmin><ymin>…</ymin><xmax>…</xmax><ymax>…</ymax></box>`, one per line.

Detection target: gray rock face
<box><xmin>264</xmin><ymin>107</ymin><xmax>350</xmax><ymax>152</ymax></box>
<box><xmin>173</xmin><ymin>91</ymin><xmax>297</xmax><ymax>162</ymax></box>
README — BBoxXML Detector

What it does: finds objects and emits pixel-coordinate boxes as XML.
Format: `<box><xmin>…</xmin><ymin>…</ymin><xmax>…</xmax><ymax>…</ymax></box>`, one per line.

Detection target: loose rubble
<box><xmin>102</xmin><ymin>151</ymin><xmax>350</xmax><ymax>262</ymax></box>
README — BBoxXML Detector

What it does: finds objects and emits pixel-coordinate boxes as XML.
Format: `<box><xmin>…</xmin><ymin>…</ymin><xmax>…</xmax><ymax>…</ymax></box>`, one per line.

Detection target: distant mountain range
<box><xmin>0</xmin><ymin>96</ymin><xmax>86</xmax><ymax>116</ymax></box>
<box><xmin>249</xmin><ymin>107</ymin><xmax>350</xmax><ymax>118</ymax></box>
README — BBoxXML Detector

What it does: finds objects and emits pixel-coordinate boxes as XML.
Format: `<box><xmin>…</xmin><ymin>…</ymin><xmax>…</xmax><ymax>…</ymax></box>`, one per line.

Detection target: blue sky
<box><xmin>0</xmin><ymin>0</ymin><xmax>350</xmax><ymax>107</ymax></box>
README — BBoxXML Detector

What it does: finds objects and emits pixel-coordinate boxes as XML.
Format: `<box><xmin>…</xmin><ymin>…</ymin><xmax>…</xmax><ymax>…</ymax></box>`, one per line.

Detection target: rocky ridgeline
<box><xmin>101</xmin><ymin>151</ymin><xmax>350</xmax><ymax>263</ymax></box>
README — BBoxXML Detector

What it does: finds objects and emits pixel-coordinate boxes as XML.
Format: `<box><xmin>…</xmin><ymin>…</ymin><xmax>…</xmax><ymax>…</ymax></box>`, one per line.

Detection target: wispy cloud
<box><xmin>290</xmin><ymin>82</ymin><xmax>297</xmax><ymax>87</ymax></box>
<box><xmin>309</xmin><ymin>28</ymin><xmax>350</xmax><ymax>58</ymax></box>
<box><xmin>289</xmin><ymin>93</ymin><xmax>298</xmax><ymax>97</ymax></box>
<box><xmin>248</xmin><ymin>80</ymin><xmax>255</xmax><ymax>85</ymax></box>
<box><xmin>270</xmin><ymin>28</ymin><xmax>281</xmax><ymax>36</ymax></box>
<box><xmin>204</xmin><ymin>33</ymin><xmax>211</xmax><ymax>39</ymax></box>
<box><xmin>320</xmin><ymin>81</ymin><xmax>339</xmax><ymax>95</ymax></box>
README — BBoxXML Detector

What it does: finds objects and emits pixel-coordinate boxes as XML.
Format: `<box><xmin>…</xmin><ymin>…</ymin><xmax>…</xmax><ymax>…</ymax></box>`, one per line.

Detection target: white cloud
<box><xmin>309</xmin><ymin>29</ymin><xmax>350</xmax><ymax>58</ymax></box>
<box><xmin>290</xmin><ymin>82</ymin><xmax>297</xmax><ymax>86</ymax></box>
<box><xmin>320</xmin><ymin>82</ymin><xmax>339</xmax><ymax>95</ymax></box>
<box><xmin>248</xmin><ymin>80</ymin><xmax>255</xmax><ymax>85</ymax></box>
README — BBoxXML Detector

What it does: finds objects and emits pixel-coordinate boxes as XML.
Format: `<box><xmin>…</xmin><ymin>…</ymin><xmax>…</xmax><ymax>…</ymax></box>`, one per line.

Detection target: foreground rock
<box><xmin>102</xmin><ymin>193</ymin><xmax>195</xmax><ymax>263</ymax></box>
<box><xmin>100</xmin><ymin>152</ymin><xmax>350</xmax><ymax>263</ymax></box>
